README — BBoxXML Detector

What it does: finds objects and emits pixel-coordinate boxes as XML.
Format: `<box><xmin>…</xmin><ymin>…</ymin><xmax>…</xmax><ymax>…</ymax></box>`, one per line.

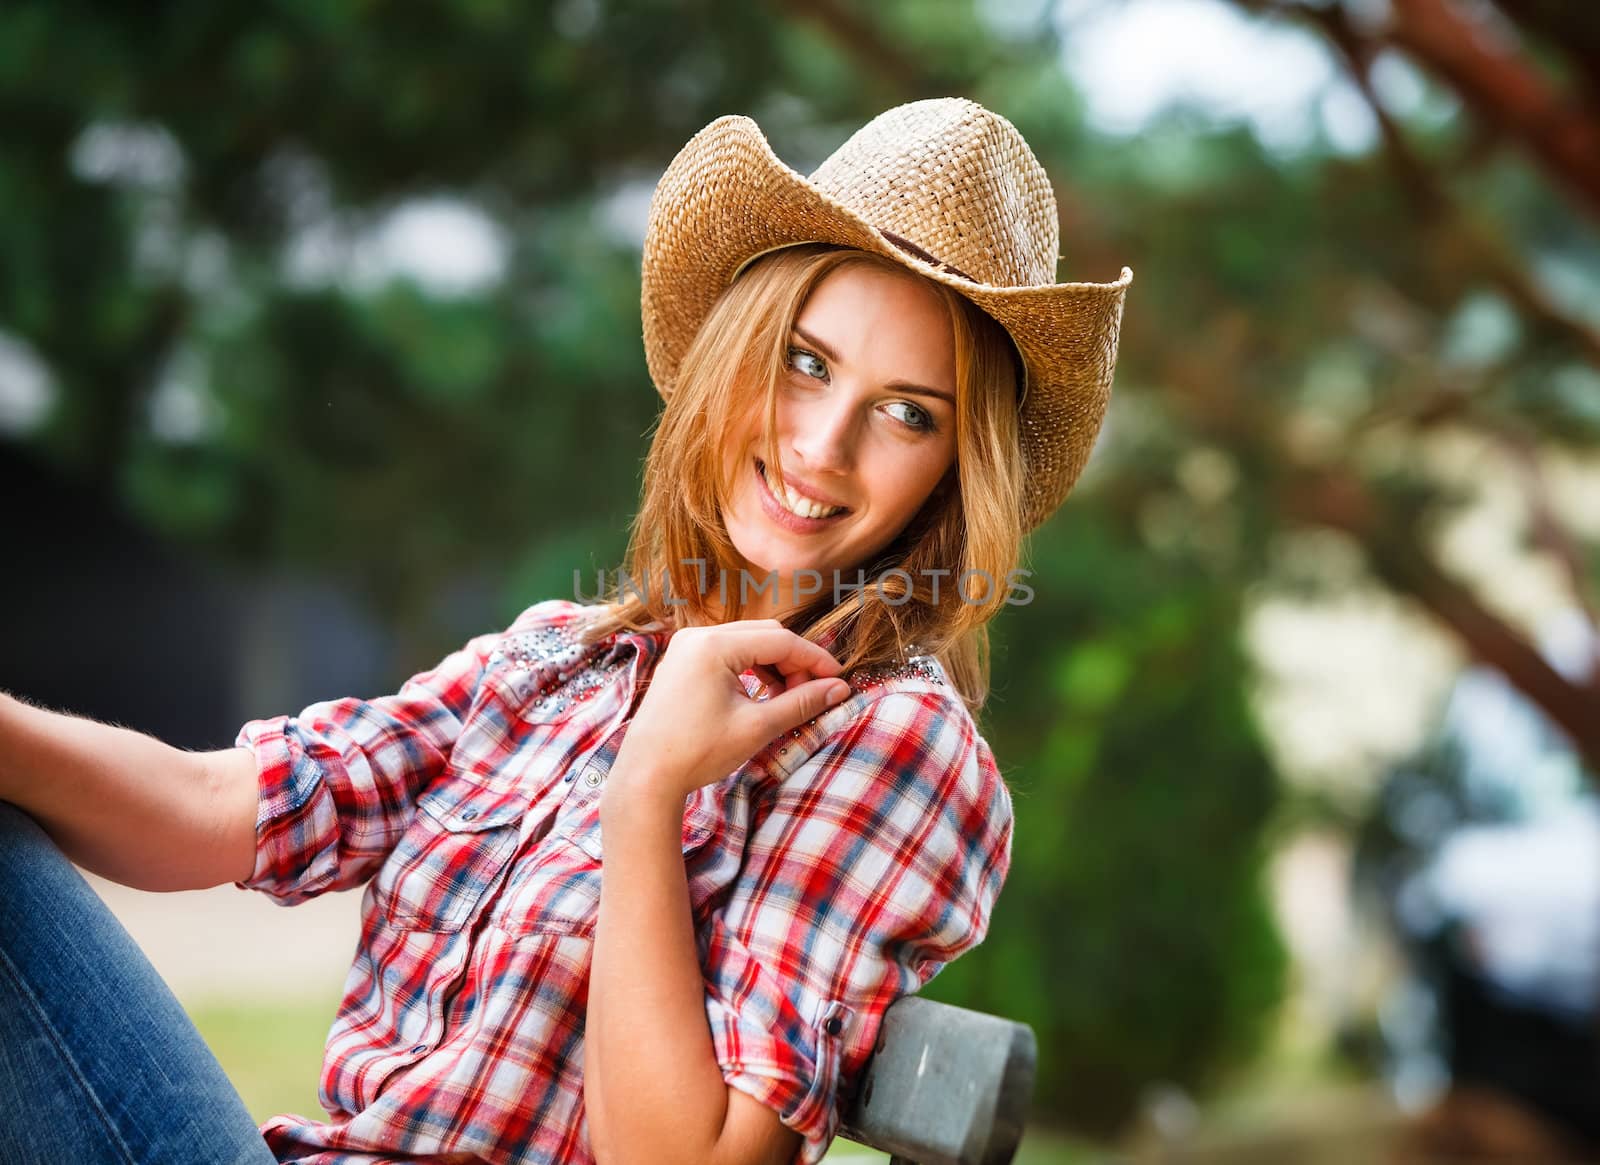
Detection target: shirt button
<box><xmin>459</xmin><ymin>808</ymin><xmax>479</xmax><ymax>821</ymax></box>
<box><xmin>824</xmin><ymin>1017</ymin><xmax>843</xmax><ymax>1037</ymax></box>
<box><xmin>411</xmin><ymin>1045</ymin><xmax>428</xmax><ymax>1055</ymax></box>
<box><xmin>583</xmin><ymin>768</ymin><xmax>604</xmax><ymax>788</ymax></box>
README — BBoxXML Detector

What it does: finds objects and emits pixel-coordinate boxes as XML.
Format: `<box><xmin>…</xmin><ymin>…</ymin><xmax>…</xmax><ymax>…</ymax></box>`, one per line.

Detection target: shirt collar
<box><xmin>601</xmin><ymin>621</ymin><xmax>669</xmax><ymax>667</ymax></box>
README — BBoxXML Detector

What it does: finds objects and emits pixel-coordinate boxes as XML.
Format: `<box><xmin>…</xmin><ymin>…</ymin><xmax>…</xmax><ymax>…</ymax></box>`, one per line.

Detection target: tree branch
<box><xmin>1293</xmin><ymin>0</ymin><xmax>1600</xmax><ymax>368</ymax></box>
<box><xmin>1490</xmin><ymin>0</ymin><xmax>1600</xmax><ymax>110</ymax></box>
<box><xmin>1387</xmin><ymin>0</ymin><xmax>1600</xmax><ymax>219</ymax></box>
<box><xmin>774</xmin><ymin>0</ymin><xmax>952</xmax><ymax>102</ymax></box>
<box><xmin>1286</xmin><ymin>464</ymin><xmax>1600</xmax><ymax>776</ymax></box>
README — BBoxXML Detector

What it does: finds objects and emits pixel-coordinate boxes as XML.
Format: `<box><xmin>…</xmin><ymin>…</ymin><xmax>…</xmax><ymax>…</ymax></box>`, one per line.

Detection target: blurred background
<box><xmin>5</xmin><ymin>0</ymin><xmax>1599</xmax><ymax>1160</ymax></box>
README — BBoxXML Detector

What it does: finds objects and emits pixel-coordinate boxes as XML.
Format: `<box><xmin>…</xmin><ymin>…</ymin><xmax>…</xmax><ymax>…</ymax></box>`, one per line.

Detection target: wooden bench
<box><xmin>838</xmin><ymin>996</ymin><xmax>1037</xmax><ymax>1165</ymax></box>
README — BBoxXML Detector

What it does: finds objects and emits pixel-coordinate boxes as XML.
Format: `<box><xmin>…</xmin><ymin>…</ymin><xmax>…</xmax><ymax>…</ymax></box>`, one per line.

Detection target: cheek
<box><xmin>723</xmin><ymin>414</ymin><xmax>763</xmax><ymax>485</ymax></box>
<box><xmin>729</xmin><ymin>401</ymin><xmax>777</xmax><ymax>469</ymax></box>
<box><xmin>907</xmin><ymin>439</ymin><xmax>957</xmax><ymax>503</ymax></box>
<box><xmin>868</xmin><ymin>454</ymin><xmax>951</xmax><ymax>526</ymax></box>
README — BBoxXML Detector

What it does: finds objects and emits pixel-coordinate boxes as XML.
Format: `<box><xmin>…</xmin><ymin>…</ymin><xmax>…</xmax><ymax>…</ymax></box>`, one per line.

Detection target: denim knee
<box><xmin>0</xmin><ymin>800</ymin><xmax>76</xmax><ymax>889</ymax></box>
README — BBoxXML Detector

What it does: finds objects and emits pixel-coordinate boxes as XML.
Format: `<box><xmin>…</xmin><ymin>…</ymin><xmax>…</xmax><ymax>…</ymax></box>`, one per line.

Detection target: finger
<box><xmin>747</xmin><ymin>665</ymin><xmax>816</xmax><ymax>698</ymax></box>
<box><xmin>770</xmin><ymin>657</ymin><xmax>822</xmax><ymax>682</ymax></box>
<box><xmin>754</xmin><ymin>677</ymin><xmax>852</xmax><ymax>734</ymax></box>
<box><xmin>720</xmin><ymin>627</ymin><xmax>843</xmax><ymax>677</ymax></box>
<box><xmin>749</xmin><ymin>664</ymin><xmax>786</xmax><ymax>696</ymax></box>
<box><xmin>782</xmin><ymin>668</ymin><xmax>817</xmax><ymax>692</ymax></box>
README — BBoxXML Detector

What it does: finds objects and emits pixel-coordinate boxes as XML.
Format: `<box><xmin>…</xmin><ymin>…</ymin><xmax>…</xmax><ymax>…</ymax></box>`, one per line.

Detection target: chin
<box><xmin>731</xmin><ymin>541</ymin><xmax>810</xmax><ymax>579</ymax></box>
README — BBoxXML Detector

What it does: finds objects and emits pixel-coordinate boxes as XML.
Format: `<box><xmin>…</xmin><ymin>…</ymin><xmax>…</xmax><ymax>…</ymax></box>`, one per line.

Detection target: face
<box><xmin>720</xmin><ymin>262</ymin><xmax>958</xmax><ymax>608</ymax></box>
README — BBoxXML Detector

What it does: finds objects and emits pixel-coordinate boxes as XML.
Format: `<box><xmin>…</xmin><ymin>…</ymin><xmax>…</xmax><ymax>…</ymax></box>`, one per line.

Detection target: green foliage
<box><xmin>924</xmin><ymin>514</ymin><xmax>1285</xmax><ymax>1132</ymax></box>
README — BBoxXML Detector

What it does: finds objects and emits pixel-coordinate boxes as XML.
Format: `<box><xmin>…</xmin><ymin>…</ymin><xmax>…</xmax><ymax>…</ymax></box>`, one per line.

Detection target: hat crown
<box><xmin>807</xmin><ymin>98</ymin><xmax>1060</xmax><ymax>289</ymax></box>
<box><xmin>639</xmin><ymin>98</ymin><xmax>1131</xmax><ymax>531</ymax></box>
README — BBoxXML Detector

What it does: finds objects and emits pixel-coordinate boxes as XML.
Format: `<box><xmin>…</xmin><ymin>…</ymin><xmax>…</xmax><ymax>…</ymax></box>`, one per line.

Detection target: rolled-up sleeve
<box><xmin>232</xmin><ymin>630</ymin><xmax>501</xmax><ymax>906</ymax></box>
<box><xmin>700</xmin><ymin>690</ymin><xmax>1014</xmax><ymax>1164</ymax></box>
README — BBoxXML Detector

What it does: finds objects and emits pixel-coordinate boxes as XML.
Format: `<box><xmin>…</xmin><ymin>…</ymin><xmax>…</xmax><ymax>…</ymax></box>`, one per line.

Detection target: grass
<box><xmin>188</xmin><ymin>994</ymin><xmax>338</xmax><ymax>1125</ymax></box>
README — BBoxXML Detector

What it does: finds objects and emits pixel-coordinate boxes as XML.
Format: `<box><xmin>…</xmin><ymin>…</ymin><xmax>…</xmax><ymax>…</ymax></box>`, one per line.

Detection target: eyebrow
<box><xmin>791</xmin><ymin>326</ymin><xmax>956</xmax><ymax>407</ymax></box>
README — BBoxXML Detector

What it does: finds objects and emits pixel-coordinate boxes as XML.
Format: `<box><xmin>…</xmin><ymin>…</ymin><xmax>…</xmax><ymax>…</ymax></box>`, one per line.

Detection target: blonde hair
<box><xmin>585</xmin><ymin>244</ymin><xmax>1024</xmax><ymax>712</ymax></box>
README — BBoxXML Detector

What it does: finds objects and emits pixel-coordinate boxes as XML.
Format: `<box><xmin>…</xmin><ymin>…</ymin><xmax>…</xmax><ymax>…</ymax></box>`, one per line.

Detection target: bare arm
<box><xmin>587</xmin><ymin>777</ymin><xmax>800</xmax><ymax>1165</ymax></box>
<box><xmin>0</xmin><ymin>692</ymin><xmax>258</xmax><ymax>892</ymax></box>
<box><xmin>584</xmin><ymin>623</ymin><xmax>850</xmax><ymax>1165</ymax></box>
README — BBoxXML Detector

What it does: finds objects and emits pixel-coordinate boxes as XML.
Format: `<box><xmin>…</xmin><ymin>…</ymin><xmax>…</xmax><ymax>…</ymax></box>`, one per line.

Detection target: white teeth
<box><xmin>788</xmin><ymin>494</ymin><xmax>841</xmax><ymax>519</ymax></box>
<box><xmin>760</xmin><ymin>463</ymin><xmax>843</xmax><ymax>519</ymax></box>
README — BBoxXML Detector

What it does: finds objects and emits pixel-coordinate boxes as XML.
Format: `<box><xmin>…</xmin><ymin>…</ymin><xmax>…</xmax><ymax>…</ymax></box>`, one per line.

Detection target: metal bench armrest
<box><xmin>838</xmin><ymin>995</ymin><xmax>1037</xmax><ymax>1165</ymax></box>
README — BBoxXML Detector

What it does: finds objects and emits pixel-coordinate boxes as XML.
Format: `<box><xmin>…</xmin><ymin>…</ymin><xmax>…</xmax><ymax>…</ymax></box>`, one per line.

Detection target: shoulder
<box><xmin>454</xmin><ymin>600</ymin><xmax>636</xmax><ymax>708</ymax></box>
<box><xmin>764</xmin><ymin>654</ymin><xmax>1011</xmax><ymax>834</ymax></box>
<box><xmin>774</xmin><ymin>651</ymin><xmax>980</xmax><ymax>765</ymax></box>
<box><xmin>750</xmin><ymin>658</ymin><xmax>1014</xmax><ymax>925</ymax></box>
<box><xmin>502</xmin><ymin>597</ymin><xmax>606</xmax><ymax>637</ymax></box>
<box><xmin>482</xmin><ymin>599</ymin><xmax>617</xmax><ymax>665</ymax></box>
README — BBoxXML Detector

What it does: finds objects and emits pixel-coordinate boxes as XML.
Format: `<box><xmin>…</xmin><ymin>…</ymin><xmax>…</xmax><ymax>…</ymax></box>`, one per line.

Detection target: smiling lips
<box><xmin>755</xmin><ymin>459</ymin><xmax>850</xmax><ymax>528</ymax></box>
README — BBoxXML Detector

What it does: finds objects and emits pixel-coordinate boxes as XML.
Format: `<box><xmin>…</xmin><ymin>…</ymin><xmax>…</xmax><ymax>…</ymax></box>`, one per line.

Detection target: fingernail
<box><xmin>828</xmin><ymin>681</ymin><xmax>850</xmax><ymax>704</ymax></box>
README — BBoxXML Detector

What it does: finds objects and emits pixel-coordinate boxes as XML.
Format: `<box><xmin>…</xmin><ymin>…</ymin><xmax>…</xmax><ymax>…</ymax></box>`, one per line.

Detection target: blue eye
<box><xmin>787</xmin><ymin>347</ymin><xmax>828</xmax><ymax>380</ymax></box>
<box><xmin>885</xmin><ymin>400</ymin><xmax>937</xmax><ymax>433</ymax></box>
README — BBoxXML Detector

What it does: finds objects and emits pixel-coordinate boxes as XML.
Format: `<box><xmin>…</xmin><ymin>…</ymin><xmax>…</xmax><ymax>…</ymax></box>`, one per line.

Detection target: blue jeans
<box><xmin>0</xmin><ymin>801</ymin><xmax>278</xmax><ymax>1164</ymax></box>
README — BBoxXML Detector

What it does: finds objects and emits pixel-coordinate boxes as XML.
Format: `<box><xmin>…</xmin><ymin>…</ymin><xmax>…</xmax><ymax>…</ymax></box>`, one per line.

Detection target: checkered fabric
<box><xmin>236</xmin><ymin>600</ymin><xmax>1013</xmax><ymax>1164</ymax></box>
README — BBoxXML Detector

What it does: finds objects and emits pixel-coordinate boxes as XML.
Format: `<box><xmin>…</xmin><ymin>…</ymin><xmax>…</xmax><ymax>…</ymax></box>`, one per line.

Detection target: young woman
<box><xmin>0</xmin><ymin>99</ymin><xmax>1130</xmax><ymax>1165</ymax></box>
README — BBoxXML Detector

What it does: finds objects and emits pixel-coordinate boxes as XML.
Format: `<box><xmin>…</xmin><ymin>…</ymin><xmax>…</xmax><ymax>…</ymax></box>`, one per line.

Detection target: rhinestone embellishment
<box><xmin>847</xmin><ymin>653</ymin><xmax>945</xmax><ymax>691</ymax></box>
<box><xmin>489</xmin><ymin>625</ymin><xmax>586</xmax><ymax>673</ymax></box>
<box><xmin>769</xmin><ymin>653</ymin><xmax>947</xmax><ymax>748</ymax></box>
<box><xmin>489</xmin><ymin>622</ymin><xmax>631</xmax><ymax>719</ymax></box>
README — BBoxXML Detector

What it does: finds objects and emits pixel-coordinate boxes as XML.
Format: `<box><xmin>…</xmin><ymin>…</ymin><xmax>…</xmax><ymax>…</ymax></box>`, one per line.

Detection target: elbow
<box><xmin>586</xmin><ymin>1110</ymin><xmax>729</xmax><ymax>1165</ymax></box>
<box><xmin>587</xmin><ymin>1126</ymin><xmax>716</xmax><ymax>1165</ymax></box>
<box><xmin>590</xmin><ymin>1122</ymin><xmax>793</xmax><ymax>1165</ymax></box>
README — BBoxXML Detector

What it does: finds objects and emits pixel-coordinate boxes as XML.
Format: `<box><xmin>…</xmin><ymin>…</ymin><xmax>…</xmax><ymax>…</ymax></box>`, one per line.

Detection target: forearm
<box><xmin>0</xmin><ymin>692</ymin><xmax>258</xmax><ymax>891</ymax></box>
<box><xmin>588</xmin><ymin>774</ymin><xmax>729</xmax><ymax>1165</ymax></box>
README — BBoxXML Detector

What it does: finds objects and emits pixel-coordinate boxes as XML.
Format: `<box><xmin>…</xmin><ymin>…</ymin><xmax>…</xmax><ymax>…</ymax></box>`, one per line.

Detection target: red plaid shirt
<box><xmin>235</xmin><ymin>599</ymin><xmax>1013</xmax><ymax>1165</ymax></box>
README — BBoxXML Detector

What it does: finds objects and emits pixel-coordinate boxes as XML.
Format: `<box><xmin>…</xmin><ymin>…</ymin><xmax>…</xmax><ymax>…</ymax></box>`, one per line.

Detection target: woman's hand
<box><xmin>608</xmin><ymin>619</ymin><xmax>850</xmax><ymax>805</ymax></box>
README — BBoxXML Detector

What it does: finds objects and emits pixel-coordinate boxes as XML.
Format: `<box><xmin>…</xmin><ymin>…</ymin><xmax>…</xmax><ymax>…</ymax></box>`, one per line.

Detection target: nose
<box><xmin>787</xmin><ymin>391</ymin><xmax>858</xmax><ymax>477</ymax></box>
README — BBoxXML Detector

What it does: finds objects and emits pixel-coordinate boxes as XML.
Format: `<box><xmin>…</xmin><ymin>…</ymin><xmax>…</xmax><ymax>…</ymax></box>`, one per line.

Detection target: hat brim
<box><xmin>640</xmin><ymin>114</ymin><xmax>1133</xmax><ymax>531</ymax></box>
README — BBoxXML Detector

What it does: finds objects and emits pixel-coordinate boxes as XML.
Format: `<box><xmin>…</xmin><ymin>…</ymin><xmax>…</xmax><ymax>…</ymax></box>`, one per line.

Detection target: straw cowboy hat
<box><xmin>640</xmin><ymin>97</ymin><xmax>1133</xmax><ymax>532</ymax></box>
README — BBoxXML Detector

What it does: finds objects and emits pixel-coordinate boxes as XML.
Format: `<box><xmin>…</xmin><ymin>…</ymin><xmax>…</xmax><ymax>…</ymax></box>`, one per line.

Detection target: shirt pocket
<box><xmin>371</xmin><ymin>780</ymin><xmax>526</xmax><ymax>933</ymax></box>
<box><xmin>556</xmin><ymin>776</ymin><xmax>719</xmax><ymax>863</ymax></box>
<box><xmin>500</xmin><ymin>780</ymin><xmax>720</xmax><ymax>938</ymax></box>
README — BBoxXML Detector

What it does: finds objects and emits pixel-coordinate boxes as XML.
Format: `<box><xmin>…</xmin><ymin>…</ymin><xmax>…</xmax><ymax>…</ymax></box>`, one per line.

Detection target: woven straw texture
<box><xmin>641</xmin><ymin>98</ymin><xmax>1132</xmax><ymax>531</ymax></box>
